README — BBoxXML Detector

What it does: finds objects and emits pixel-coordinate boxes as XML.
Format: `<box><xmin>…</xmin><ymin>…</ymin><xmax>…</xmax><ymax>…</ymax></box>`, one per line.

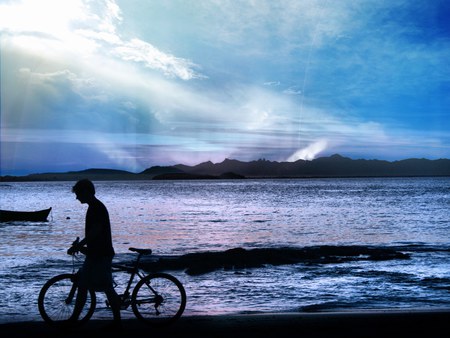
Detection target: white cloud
<box><xmin>0</xmin><ymin>0</ymin><xmax>203</xmax><ymax>80</ymax></box>
<box><xmin>263</xmin><ymin>81</ymin><xmax>280</xmax><ymax>86</ymax></box>
<box><xmin>0</xmin><ymin>0</ymin><xmax>86</xmax><ymax>35</ymax></box>
<box><xmin>283</xmin><ymin>86</ymin><xmax>302</xmax><ymax>95</ymax></box>
<box><xmin>287</xmin><ymin>139</ymin><xmax>328</xmax><ymax>161</ymax></box>
<box><xmin>113</xmin><ymin>38</ymin><xmax>204</xmax><ymax>80</ymax></box>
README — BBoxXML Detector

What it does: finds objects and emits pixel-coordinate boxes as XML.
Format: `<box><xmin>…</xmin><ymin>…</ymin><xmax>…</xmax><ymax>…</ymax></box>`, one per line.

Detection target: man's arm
<box><xmin>67</xmin><ymin>223</ymin><xmax>102</xmax><ymax>255</ymax></box>
<box><xmin>67</xmin><ymin>237</ymin><xmax>86</xmax><ymax>255</ymax></box>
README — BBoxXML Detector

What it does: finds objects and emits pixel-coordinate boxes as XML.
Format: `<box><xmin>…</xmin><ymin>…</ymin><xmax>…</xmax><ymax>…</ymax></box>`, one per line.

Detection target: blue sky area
<box><xmin>1</xmin><ymin>0</ymin><xmax>449</xmax><ymax>175</ymax></box>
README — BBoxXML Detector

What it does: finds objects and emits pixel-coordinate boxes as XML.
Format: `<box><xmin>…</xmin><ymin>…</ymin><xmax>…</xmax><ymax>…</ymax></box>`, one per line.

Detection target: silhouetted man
<box><xmin>67</xmin><ymin>179</ymin><xmax>121</xmax><ymax>329</ymax></box>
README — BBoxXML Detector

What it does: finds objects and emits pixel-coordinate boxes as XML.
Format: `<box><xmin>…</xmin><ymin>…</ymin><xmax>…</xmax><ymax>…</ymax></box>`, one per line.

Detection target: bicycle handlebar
<box><xmin>67</xmin><ymin>238</ymin><xmax>153</xmax><ymax>257</ymax></box>
<box><xmin>67</xmin><ymin>236</ymin><xmax>84</xmax><ymax>256</ymax></box>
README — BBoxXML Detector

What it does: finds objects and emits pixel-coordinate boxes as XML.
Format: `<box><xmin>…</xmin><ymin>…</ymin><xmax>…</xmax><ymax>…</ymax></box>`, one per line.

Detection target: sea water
<box><xmin>0</xmin><ymin>177</ymin><xmax>449</xmax><ymax>323</ymax></box>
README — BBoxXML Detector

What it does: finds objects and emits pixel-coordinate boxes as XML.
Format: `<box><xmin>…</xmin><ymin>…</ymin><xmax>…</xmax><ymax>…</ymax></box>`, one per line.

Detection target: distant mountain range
<box><xmin>2</xmin><ymin>154</ymin><xmax>450</xmax><ymax>182</ymax></box>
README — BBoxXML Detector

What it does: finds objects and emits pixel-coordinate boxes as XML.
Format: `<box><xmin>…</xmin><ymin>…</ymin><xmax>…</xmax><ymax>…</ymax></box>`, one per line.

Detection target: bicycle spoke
<box><xmin>131</xmin><ymin>273</ymin><xmax>186</xmax><ymax>325</ymax></box>
<box><xmin>38</xmin><ymin>274</ymin><xmax>96</xmax><ymax>325</ymax></box>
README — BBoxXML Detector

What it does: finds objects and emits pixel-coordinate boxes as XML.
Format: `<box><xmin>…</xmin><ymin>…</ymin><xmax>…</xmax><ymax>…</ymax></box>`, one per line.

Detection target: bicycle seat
<box><xmin>129</xmin><ymin>247</ymin><xmax>152</xmax><ymax>255</ymax></box>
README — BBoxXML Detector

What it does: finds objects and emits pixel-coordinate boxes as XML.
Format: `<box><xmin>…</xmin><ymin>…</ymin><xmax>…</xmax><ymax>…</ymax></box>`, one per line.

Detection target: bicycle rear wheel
<box><xmin>131</xmin><ymin>272</ymin><xmax>186</xmax><ymax>325</ymax></box>
<box><xmin>38</xmin><ymin>273</ymin><xmax>96</xmax><ymax>326</ymax></box>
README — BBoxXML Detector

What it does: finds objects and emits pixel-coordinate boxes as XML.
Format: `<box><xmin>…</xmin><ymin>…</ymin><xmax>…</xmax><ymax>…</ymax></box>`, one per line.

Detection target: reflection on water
<box><xmin>0</xmin><ymin>178</ymin><xmax>449</xmax><ymax>322</ymax></box>
<box><xmin>2</xmin><ymin>178</ymin><xmax>449</xmax><ymax>256</ymax></box>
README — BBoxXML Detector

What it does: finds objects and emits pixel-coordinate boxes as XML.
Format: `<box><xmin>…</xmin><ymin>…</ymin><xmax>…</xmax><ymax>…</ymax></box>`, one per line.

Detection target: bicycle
<box><xmin>38</xmin><ymin>238</ymin><xmax>187</xmax><ymax>327</ymax></box>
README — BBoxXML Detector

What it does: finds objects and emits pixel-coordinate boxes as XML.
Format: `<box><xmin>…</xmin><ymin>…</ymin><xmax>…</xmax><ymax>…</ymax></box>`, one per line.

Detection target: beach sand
<box><xmin>1</xmin><ymin>309</ymin><xmax>449</xmax><ymax>338</ymax></box>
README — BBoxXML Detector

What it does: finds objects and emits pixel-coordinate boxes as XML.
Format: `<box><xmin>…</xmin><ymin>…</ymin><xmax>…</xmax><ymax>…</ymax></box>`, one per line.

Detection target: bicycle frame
<box><xmin>65</xmin><ymin>275</ymin><xmax>78</xmax><ymax>305</ymax></box>
<box><xmin>111</xmin><ymin>252</ymin><xmax>160</xmax><ymax>309</ymax></box>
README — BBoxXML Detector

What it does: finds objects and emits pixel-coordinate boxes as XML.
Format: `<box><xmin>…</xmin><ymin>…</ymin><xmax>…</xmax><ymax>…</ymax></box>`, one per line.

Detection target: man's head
<box><xmin>72</xmin><ymin>179</ymin><xmax>95</xmax><ymax>204</ymax></box>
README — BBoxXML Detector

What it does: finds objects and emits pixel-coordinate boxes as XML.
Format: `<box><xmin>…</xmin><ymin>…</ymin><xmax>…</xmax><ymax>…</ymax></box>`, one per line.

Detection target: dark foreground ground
<box><xmin>1</xmin><ymin>310</ymin><xmax>449</xmax><ymax>338</ymax></box>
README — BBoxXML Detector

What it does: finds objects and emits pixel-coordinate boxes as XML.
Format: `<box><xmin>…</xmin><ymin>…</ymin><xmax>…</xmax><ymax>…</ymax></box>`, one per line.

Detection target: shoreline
<box><xmin>1</xmin><ymin>309</ymin><xmax>449</xmax><ymax>338</ymax></box>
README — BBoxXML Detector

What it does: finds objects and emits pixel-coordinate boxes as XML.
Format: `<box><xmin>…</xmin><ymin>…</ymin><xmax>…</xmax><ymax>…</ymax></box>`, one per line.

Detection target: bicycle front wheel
<box><xmin>131</xmin><ymin>272</ymin><xmax>186</xmax><ymax>325</ymax></box>
<box><xmin>38</xmin><ymin>273</ymin><xmax>96</xmax><ymax>326</ymax></box>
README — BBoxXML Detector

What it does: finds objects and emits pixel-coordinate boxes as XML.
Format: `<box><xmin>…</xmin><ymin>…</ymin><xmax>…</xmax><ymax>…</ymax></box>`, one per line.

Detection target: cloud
<box><xmin>263</xmin><ymin>81</ymin><xmax>280</xmax><ymax>86</ymax></box>
<box><xmin>0</xmin><ymin>0</ymin><xmax>203</xmax><ymax>80</ymax></box>
<box><xmin>283</xmin><ymin>86</ymin><xmax>302</xmax><ymax>95</ymax></box>
<box><xmin>113</xmin><ymin>38</ymin><xmax>205</xmax><ymax>80</ymax></box>
<box><xmin>287</xmin><ymin>139</ymin><xmax>328</xmax><ymax>162</ymax></box>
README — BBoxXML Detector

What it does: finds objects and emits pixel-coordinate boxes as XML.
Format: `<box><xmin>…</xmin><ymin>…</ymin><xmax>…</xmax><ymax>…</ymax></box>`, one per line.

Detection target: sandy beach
<box><xmin>1</xmin><ymin>309</ymin><xmax>449</xmax><ymax>338</ymax></box>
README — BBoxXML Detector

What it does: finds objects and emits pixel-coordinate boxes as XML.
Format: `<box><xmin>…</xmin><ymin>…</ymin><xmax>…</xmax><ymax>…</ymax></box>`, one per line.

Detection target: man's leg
<box><xmin>105</xmin><ymin>287</ymin><xmax>121</xmax><ymax>323</ymax></box>
<box><xmin>67</xmin><ymin>286</ymin><xmax>87</xmax><ymax>324</ymax></box>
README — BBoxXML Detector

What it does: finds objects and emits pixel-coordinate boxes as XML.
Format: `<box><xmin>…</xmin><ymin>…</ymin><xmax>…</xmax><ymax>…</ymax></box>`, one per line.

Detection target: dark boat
<box><xmin>0</xmin><ymin>207</ymin><xmax>52</xmax><ymax>222</ymax></box>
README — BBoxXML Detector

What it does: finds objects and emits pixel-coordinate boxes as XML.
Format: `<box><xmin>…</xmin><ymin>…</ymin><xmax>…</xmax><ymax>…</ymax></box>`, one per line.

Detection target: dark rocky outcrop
<box><xmin>135</xmin><ymin>245</ymin><xmax>410</xmax><ymax>276</ymax></box>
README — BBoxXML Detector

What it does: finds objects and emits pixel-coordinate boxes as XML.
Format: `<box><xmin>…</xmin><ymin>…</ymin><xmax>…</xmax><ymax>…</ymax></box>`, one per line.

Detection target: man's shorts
<box><xmin>77</xmin><ymin>255</ymin><xmax>114</xmax><ymax>292</ymax></box>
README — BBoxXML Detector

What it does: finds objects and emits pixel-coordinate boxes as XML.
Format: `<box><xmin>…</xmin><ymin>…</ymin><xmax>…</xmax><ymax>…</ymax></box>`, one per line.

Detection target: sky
<box><xmin>1</xmin><ymin>0</ymin><xmax>449</xmax><ymax>175</ymax></box>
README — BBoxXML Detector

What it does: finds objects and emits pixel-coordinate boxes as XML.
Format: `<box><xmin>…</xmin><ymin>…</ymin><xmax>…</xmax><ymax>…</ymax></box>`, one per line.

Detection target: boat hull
<box><xmin>0</xmin><ymin>208</ymin><xmax>52</xmax><ymax>222</ymax></box>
